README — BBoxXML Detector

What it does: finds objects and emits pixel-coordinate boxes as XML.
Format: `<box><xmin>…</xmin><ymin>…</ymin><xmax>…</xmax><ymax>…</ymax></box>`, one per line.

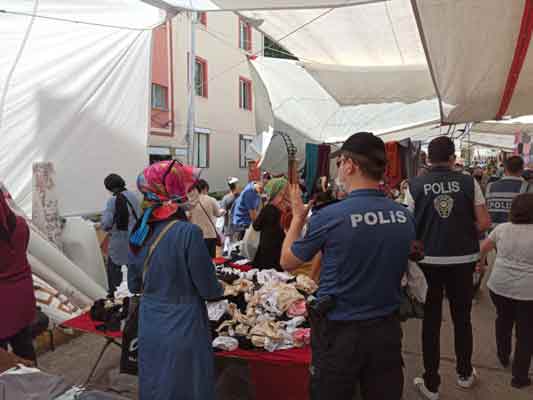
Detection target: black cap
<box><xmin>331</xmin><ymin>132</ymin><xmax>386</xmax><ymax>166</ymax></box>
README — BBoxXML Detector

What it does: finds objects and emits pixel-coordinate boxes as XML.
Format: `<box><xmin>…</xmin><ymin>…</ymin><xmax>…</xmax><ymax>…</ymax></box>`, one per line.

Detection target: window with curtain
<box><xmin>193</xmin><ymin>132</ymin><xmax>209</xmax><ymax>168</ymax></box>
<box><xmin>239</xmin><ymin>135</ymin><xmax>253</xmax><ymax>168</ymax></box>
<box><xmin>151</xmin><ymin>83</ymin><xmax>168</xmax><ymax>110</ymax></box>
<box><xmin>239</xmin><ymin>77</ymin><xmax>252</xmax><ymax>110</ymax></box>
<box><xmin>239</xmin><ymin>18</ymin><xmax>252</xmax><ymax>51</ymax></box>
<box><xmin>195</xmin><ymin>57</ymin><xmax>208</xmax><ymax>97</ymax></box>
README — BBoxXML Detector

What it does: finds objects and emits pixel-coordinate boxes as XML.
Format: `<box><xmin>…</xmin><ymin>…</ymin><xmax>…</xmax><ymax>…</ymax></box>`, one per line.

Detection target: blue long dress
<box><xmin>128</xmin><ymin>220</ymin><xmax>223</xmax><ymax>400</ymax></box>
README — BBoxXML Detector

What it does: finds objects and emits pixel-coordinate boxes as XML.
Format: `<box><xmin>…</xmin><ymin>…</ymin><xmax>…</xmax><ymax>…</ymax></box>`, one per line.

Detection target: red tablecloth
<box><xmin>62</xmin><ymin>312</ymin><xmax>122</xmax><ymax>339</ymax></box>
<box><xmin>217</xmin><ymin>348</ymin><xmax>311</xmax><ymax>400</ymax></box>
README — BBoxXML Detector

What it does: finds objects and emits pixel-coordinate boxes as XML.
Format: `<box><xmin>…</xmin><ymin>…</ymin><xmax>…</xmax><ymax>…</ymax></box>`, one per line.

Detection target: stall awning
<box><xmin>156</xmin><ymin>0</ymin><xmax>533</xmax><ymax>124</ymax></box>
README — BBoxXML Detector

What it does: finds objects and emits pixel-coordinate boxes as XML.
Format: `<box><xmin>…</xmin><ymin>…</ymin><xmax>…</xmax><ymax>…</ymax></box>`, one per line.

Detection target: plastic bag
<box><xmin>241</xmin><ymin>226</ymin><xmax>260</xmax><ymax>260</ymax></box>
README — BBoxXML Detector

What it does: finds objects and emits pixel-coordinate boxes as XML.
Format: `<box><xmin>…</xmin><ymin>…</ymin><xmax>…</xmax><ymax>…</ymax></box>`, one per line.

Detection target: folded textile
<box><xmin>295</xmin><ymin>275</ymin><xmax>318</xmax><ymax>294</ymax></box>
<box><xmin>287</xmin><ymin>299</ymin><xmax>307</xmax><ymax>318</ymax></box>
<box><xmin>207</xmin><ymin>300</ymin><xmax>229</xmax><ymax>322</ymax></box>
<box><xmin>213</xmin><ymin>337</ymin><xmax>239</xmax><ymax>352</ymax></box>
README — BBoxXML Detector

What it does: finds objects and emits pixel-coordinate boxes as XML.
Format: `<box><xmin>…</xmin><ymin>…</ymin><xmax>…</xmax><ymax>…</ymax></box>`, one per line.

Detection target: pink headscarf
<box><xmin>137</xmin><ymin>160</ymin><xmax>200</xmax><ymax>220</ymax></box>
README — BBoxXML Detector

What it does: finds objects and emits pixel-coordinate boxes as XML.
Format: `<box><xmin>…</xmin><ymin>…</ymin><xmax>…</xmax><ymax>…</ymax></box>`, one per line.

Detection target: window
<box><xmin>239</xmin><ymin>18</ymin><xmax>252</xmax><ymax>51</ymax></box>
<box><xmin>196</xmin><ymin>12</ymin><xmax>207</xmax><ymax>26</ymax></box>
<box><xmin>239</xmin><ymin>135</ymin><xmax>253</xmax><ymax>169</ymax></box>
<box><xmin>239</xmin><ymin>77</ymin><xmax>252</xmax><ymax>110</ymax></box>
<box><xmin>151</xmin><ymin>84</ymin><xmax>168</xmax><ymax>110</ymax></box>
<box><xmin>194</xmin><ymin>57</ymin><xmax>208</xmax><ymax>98</ymax></box>
<box><xmin>193</xmin><ymin>132</ymin><xmax>209</xmax><ymax>168</ymax></box>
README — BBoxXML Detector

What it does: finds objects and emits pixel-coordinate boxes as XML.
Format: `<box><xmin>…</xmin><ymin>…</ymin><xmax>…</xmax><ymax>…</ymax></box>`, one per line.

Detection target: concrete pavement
<box><xmin>38</xmin><ymin>288</ymin><xmax>532</xmax><ymax>399</ymax></box>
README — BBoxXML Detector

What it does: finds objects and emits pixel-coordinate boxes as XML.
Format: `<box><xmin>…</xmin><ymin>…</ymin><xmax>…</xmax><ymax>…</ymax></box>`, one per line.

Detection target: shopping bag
<box><xmin>398</xmin><ymin>261</ymin><xmax>427</xmax><ymax>322</ymax></box>
<box><xmin>119</xmin><ymin>220</ymin><xmax>178</xmax><ymax>375</ymax></box>
<box><xmin>241</xmin><ymin>225</ymin><xmax>260</xmax><ymax>260</ymax></box>
<box><xmin>120</xmin><ymin>297</ymin><xmax>139</xmax><ymax>375</ymax></box>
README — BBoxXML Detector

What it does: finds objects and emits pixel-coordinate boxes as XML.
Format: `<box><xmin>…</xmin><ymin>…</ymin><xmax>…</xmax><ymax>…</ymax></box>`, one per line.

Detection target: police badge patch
<box><xmin>434</xmin><ymin>194</ymin><xmax>454</xmax><ymax>218</ymax></box>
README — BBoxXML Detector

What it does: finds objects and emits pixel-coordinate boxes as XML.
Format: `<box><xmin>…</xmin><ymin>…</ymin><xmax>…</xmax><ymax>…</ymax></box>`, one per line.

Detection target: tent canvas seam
<box><xmin>409</xmin><ymin>0</ymin><xmax>445</xmax><ymax>124</ymax></box>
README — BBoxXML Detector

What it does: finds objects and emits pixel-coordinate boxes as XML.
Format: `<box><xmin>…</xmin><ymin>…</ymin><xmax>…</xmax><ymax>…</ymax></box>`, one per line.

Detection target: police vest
<box><xmin>409</xmin><ymin>166</ymin><xmax>479</xmax><ymax>265</ymax></box>
<box><xmin>486</xmin><ymin>177</ymin><xmax>530</xmax><ymax>229</ymax></box>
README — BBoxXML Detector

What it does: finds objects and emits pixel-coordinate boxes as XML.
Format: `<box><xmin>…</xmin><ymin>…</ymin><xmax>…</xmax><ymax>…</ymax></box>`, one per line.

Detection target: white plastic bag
<box><xmin>241</xmin><ymin>226</ymin><xmax>260</xmax><ymax>260</ymax></box>
<box><xmin>406</xmin><ymin>261</ymin><xmax>428</xmax><ymax>303</ymax></box>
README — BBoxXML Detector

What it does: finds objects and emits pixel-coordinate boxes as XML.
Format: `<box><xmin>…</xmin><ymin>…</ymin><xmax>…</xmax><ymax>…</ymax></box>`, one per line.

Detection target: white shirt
<box><xmin>487</xmin><ymin>223</ymin><xmax>533</xmax><ymax>300</ymax></box>
<box><xmin>405</xmin><ymin>179</ymin><xmax>485</xmax><ymax>212</ymax></box>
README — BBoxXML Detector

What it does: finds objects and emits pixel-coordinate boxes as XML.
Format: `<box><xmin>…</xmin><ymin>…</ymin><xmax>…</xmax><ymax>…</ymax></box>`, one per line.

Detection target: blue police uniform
<box><xmin>292</xmin><ymin>189</ymin><xmax>415</xmax><ymax>400</ymax></box>
<box><xmin>486</xmin><ymin>176</ymin><xmax>531</xmax><ymax>229</ymax></box>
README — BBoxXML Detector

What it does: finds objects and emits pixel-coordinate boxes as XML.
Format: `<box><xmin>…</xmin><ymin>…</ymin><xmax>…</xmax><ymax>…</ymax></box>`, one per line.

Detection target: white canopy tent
<box><xmin>157</xmin><ymin>0</ymin><xmax>533</xmax><ymax>124</ymax></box>
<box><xmin>0</xmin><ymin>0</ymin><xmax>164</xmax><ymax>216</ymax></box>
<box><xmin>248</xmin><ymin>57</ymin><xmax>440</xmax><ymax>173</ymax></box>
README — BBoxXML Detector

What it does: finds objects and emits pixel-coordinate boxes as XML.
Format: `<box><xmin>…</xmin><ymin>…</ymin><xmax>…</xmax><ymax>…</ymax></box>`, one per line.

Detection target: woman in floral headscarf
<box><xmin>128</xmin><ymin>160</ymin><xmax>223</xmax><ymax>400</ymax></box>
<box><xmin>252</xmin><ymin>177</ymin><xmax>290</xmax><ymax>271</ymax></box>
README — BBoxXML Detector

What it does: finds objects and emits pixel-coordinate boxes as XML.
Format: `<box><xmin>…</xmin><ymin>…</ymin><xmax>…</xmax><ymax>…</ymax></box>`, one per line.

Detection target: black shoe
<box><xmin>511</xmin><ymin>377</ymin><xmax>531</xmax><ymax>389</ymax></box>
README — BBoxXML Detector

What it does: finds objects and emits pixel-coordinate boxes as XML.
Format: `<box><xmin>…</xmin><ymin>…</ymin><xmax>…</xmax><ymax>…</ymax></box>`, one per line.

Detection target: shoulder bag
<box><xmin>120</xmin><ymin>220</ymin><xmax>178</xmax><ymax>375</ymax></box>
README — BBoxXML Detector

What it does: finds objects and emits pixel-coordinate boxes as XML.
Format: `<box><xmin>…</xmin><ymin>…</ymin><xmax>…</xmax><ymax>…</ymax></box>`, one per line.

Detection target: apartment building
<box><xmin>148</xmin><ymin>12</ymin><xmax>263</xmax><ymax>192</ymax></box>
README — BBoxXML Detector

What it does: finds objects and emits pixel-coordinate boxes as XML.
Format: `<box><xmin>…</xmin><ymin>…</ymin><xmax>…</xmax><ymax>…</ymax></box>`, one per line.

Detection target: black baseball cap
<box><xmin>330</xmin><ymin>132</ymin><xmax>387</xmax><ymax>166</ymax></box>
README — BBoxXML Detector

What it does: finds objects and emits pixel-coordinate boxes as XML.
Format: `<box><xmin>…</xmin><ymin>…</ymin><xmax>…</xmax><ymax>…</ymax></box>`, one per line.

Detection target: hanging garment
<box><xmin>317</xmin><ymin>144</ymin><xmax>331</xmax><ymax>181</ymax></box>
<box><xmin>304</xmin><ymin>144</ymin><xmax>319</xmax><ymax>201</ymax></box>
<box><xmin>385</xmin><ymin>141</ymin><xmax>403</xmax><ymax>188</ymax></box>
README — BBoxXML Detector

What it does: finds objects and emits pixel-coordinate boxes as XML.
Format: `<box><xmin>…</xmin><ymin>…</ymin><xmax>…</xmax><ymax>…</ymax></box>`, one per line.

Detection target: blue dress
<box><xmin>128</xmin><ymin>220</ymin><xmax>223</xmax><ymax>400</ymax></box>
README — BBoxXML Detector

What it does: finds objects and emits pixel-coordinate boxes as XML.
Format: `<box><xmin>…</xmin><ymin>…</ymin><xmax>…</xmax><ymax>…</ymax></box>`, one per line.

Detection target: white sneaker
<box><xmin>457</xmin><ymin>368</ymin><xmax>478</xmax><ymax>389</ymax></box>
<box><xmin>414</xmin><ymin>377</ymin><xmax>439</xmax><ymax>400</ymax></box>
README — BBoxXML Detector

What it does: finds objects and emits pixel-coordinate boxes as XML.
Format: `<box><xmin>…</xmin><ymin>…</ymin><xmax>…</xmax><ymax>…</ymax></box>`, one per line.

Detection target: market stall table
<box><xmin>61</xmin><ymin>312</ymin><xmax>122</xmax><ymax>385</ymax></box>
<box><xmin>217</xmin><ymin>347</ymin><xmax>311</xmax><ymax>400</ymax></box>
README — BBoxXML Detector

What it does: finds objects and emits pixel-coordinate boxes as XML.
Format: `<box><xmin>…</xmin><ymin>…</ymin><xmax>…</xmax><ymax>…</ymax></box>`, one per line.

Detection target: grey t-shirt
<box><xmin>487</xmin><ymin>222</ymin><xmax>533</xmax><ymax>300</ymax></box>
<box><xmin>220</xmin><ymin>192</ymin><xmax>236</xmax><ymax>234</ymax></box>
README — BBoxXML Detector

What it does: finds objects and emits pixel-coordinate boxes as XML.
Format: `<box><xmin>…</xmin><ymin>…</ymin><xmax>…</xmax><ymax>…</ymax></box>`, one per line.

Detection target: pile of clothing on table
<box><xmin>209</xmin><ymin>264</ymin><xmax>318</xmax><ymax>353</ymax></box>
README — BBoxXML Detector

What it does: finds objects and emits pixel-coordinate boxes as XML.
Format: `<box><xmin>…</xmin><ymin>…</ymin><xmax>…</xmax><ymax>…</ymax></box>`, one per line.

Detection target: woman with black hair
<box><xmin>0</xmin><ymin>189</ymin><xmax>36</xmax><ymax>362</ymax></box>
<box><xmin>479</xmin><ymin>193</ymin><xmax>533</xmax><ymax>389</ymax></box>
<box><xmin>101</xmin><ymin>173</ymin><xmax>141</xmax><ymax>298</ymax></box>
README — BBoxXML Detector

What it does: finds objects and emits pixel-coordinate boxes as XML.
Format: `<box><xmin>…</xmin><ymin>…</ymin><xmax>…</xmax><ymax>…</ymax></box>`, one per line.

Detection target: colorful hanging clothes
<box><xmin>385</xmin><ymin>141</ymin><xmax>403</xmax><ymax>188</ymax></box>
<box><xmin>304</xmin><ymin>144</ymin><xmax>331</xmax><ymax>201</ymax></box>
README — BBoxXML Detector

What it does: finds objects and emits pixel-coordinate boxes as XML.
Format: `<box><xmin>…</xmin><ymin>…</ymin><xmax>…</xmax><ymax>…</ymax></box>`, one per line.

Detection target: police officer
<box><xmin>486</xmin><ymin>156</ymin><xmax>531</xmax><ymax>229</ymax></box>
<box><xmin>406</xmin><ymin>137</ymin><xmax>491</xmax><ymax>399</ymax></box>
<box><xmin>280</xmin><ymin>132</ymin><xmax>416</xmax><ymax>400</ymax></box>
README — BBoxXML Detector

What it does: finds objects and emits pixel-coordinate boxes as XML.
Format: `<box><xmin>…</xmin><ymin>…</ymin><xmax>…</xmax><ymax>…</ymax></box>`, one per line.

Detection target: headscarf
<box><xmin>0</xmin><ymin>189</ymin><xmax>17</xmax><ymax>245</ymax></box>
<box><xmin>130</xmin><ymin>160</ymin><xmax>200</xmax><ymax>250</ymax></box>
<box><xmin>104</xmin><ymin>174</ymin><xmax>129</xmax><ymax>231</ymax></box>
<box><xmin>265</xmin><ymin>177</ymin><xmax>288</xmax><ymax>202</ymax></box>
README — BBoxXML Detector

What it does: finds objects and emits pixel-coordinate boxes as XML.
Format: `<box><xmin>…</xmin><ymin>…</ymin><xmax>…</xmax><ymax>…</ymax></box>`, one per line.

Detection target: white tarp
<box><xmin>158</xmin><ymin>0</ymin><xmax>533</xmax><ymax>124</ymax></box>
<box><xmin>411</xmin><ymin>0</ymin><xmax>531</xmax><ymax>123</ymax></box>
<box><xmin>302</xmin><ymin>63</ymin><xmax>434</xmax><ymax>106</ymax></box>
<box><xmin>250</xmin><ymin>57</ymin><xmax>440</xmax><ymax>172</ymax></box>
<box><xmin>155</xmin><ymin>0</ymin><xmax>385</xmax><ymax>11</ymax></box>
<box><xmin>378</xmin><ymin>122</ymin><xmax>516</xmax><ymax>151</ymax></box>
<box><xmin>0</xmin><ymin>0</ymin><xmax>163</xmax><ymax>216</ymax></box>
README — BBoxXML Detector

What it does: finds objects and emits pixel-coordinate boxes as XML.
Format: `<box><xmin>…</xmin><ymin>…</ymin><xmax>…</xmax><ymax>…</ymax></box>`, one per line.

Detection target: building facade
<box><xmin>149</xmin><ymin>13</ymin><xmax>263</xmax><ymax>192</ymax></box>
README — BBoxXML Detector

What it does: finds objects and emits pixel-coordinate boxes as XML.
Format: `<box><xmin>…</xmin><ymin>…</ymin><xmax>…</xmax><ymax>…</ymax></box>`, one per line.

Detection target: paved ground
<box><xmin>38</xmin><ymin>288</ymin><xmax>532</xmax><ymax>399</ymax></box>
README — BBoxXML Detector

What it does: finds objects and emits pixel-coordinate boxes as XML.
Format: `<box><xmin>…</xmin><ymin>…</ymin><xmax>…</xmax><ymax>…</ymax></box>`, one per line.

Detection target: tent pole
<box><xmin>186</xmin><ymin>12</ymin><xmax>197</xmax><ymax>165</ymax></box>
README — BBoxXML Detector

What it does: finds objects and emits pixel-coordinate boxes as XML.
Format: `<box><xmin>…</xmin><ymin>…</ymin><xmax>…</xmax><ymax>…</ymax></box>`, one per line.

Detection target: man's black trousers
<box><xmin>310</xmin><ymin>314</ymin><xmax>404</xmax><ymax>400</ymax></box>
<box><xmin>420</xmin><ymin>263</ymin><xmax>475</xmax><ymax>392</ymax></box>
